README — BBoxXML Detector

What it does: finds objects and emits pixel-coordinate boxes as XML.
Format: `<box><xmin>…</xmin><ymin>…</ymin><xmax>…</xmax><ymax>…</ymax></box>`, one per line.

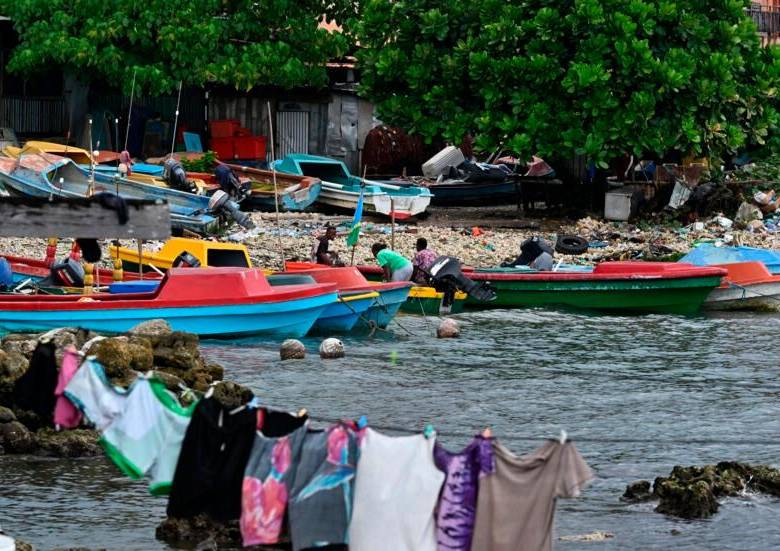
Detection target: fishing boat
<box><xmin>5</xmin><ymin>253</ymin><xmax>157</xmax><ymax>286</ymax></box>
<box><xmin>385</xmin><ymin>178</ymin><xmax>519</xmax><ymax>207</ymax></box>
<box><xmin>281</xmin><ymin>263</ymin><xmax>412</xmax><ymax>329</ymax></box>
<box><xmin>680</xmin><ymin>243</ymin><xmax>780</xmax><ymax>274</ymax></box>
<box><xmin>0</xmin><ymin>267</ymin><xmax>338</xmax><ymax>338</ymax></box>
<box><xmin>702</xmin><ymin>262</ymin><xmax>780</xmax><ymax>311</ymax></box>
<box><xmin>268</xmin><ymin>274</ymin><xmax>379</xmax><ymax>333</ymax></box>
<box><xmin>0</xmin><ymin>154</ymin><xmax>217</xmax><ymax>234</ymax></box>
<box><xmin>275</xmin><ymin>154</ymin><xmax>432</xmax><ymax>220</ymax></box>
<box><xmin>400</xmin><ymin>286</ymin><xmax>467</xmax><ymax>315</ymax></box>
<box><xmin>223</xmin><ymin>164</ymin><xmax>321</xmax><ymax>212</ymax></box>
<box><xmin>357</xmin><ymin>262</ymin><xmax>726</xmax><ymax>314</ymax></box>
<box><xmin>109</xmin><ymin>238</ymin><xmax>252</xmax><ymax>273</ymax></box>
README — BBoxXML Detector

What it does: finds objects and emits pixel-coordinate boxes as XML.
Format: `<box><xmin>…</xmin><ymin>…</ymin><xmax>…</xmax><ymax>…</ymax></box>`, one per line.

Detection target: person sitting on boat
<box><xmin>372</xmin><ymin>242</ymin><xmax>413</xmax><ymax>282</ymax></box>
<box><xmin>412</xmin><ymin>237</ymin><xmax>438</xmax><ymax>284</ymax></box>
<box><xmin>312</xmin><ymin>225</ymin><xmax>344</xmax><ymax>266</ymax></box>
<box><xmin>502</xmin><ymin>236</ymin><xmax>554</xmax><ymax>271</ymax></box>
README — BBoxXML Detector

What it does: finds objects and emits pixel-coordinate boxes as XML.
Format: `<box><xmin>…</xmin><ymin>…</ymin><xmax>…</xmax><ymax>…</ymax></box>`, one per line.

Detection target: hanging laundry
<box><xmin>167</xmin><ymin>397</ymin><xmax>257</xmax><ymax>521</ymax></box>
<box><xmin>288</xmin><ymin>422</ymin><xmax>361</xmax><ymax>551</ymax></box>
<box><xmin>348</xmin><ymin>428</ymin><xmax>445</xmax><ymax>551</ymax></box>
<box><xmin>64</xmin><ymin>358</ymin><xmax>130</xmax><ymax>431</ymax></box>
<box><xmin>13</xmin><ymin>341</ymin><xmax>58</xmax><ymax>421</ymax></box>
<box><xmin>53</xmin><ymin>347</ymin><xmax>83</xmax><ymax>429</ymax></box>
<box><xmin>240</xmin><ymin>409</ymin><xmax>308</xmax><ymax>547</ymax></box>
<box><xmin>100</xmin><ymin>376</ymin><xmax>197</xmax><ymax>495</ymax></box>
<box><xmin>471</xmin><ymin>440</ymin><xmax>593</xmax><ymax>551</ymax></box>
<box><xmin>433</xmin><ymin>435</ymin><xmax>495</xmax><ymax>551</ymax></box>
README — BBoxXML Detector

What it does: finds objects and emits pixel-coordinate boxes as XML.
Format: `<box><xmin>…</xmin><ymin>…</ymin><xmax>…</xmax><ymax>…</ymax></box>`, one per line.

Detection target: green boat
<box><xmin>399</xmin><ymin>287</ymin><xmax>467</xmax><ymax>315</ymax></box>
<box><xmin>465</xmin><ymin>262</ymin><xmax>726</xmax><ymax>314</ymax></box>
<box><xmin>359</xmin><ymin>262</ymin><xmax>727</xmax><ymax>315</ymax></box>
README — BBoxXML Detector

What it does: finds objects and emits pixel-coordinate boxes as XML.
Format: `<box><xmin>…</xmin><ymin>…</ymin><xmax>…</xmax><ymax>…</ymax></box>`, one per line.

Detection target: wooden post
<box><xmin>390</xmin><ymin>198</ymin><xmax>396</xmax><ymax>250</ymax></box>
<box><xmin>137</xmin><ymin>239</ymin><xmax>144</xmax><ymax>281</ymax></box>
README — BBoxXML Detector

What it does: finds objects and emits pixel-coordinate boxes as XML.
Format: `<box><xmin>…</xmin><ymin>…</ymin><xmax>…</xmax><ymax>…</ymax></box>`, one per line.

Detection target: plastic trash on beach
<box><xmin>422</xmin><ymin>146</ymin><xmax>465</xmax><ymax>178</ymax></box>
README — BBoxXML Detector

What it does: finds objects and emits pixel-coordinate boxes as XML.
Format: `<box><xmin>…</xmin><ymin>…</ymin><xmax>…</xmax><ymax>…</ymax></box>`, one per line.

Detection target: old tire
<box><xmin>555</xmin><ymin>235</ymin><xmax>589</xmax><ymax>255</ymax></box>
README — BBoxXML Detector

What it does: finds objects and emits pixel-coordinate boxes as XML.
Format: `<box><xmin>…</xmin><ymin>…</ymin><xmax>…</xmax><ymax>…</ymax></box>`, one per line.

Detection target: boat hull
<box><xmin>703</xmin><ymin>282</ymin><xmax>780</xmax><ymax>311</ymax></box>
<box><xmin>0</xmin><ymin>296</ymin><xmax>334</xmax><ymax>338</ymax></box>
<box><xmin>399</xmin><ymin>288</ymin><xmax>467</xmax><ymax>315</ymax></box>
<box><xmin>361</xmin><ymin>286</ymin><xmax>412</xmax><ymax>329</ymax></box>
<box><xmin>429</xmin><ymin>181</ymin><xmax>518</xmax><ymax>207</ymax></box>
<box><xmin>311</xmin><ymin>292</ymin><xmax>376</xmax><ymax>333</ymax></box>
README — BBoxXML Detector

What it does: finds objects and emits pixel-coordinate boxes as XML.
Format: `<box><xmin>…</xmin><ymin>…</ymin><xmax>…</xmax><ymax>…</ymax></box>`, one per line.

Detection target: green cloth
<box><xmin>376</xmin><ymin>249</ymin><xmax>411</xmax><ymax>272</ymax></box>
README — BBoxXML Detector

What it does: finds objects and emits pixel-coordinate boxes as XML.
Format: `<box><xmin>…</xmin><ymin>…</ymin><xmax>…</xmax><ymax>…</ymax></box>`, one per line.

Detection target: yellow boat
<box><xmin>2</xmin><ymin>141</ymin><xmax>94</xmax><ymax>164</ymax></box>
<box><xmin>401</xmin><ymin>286</ymin><xmax>467</xmax><ymax>315</ymax></box>
<box><xmin>110</xmin><ymin>237</ymin><xmax>252</xmax><ymax>273</ymax></box>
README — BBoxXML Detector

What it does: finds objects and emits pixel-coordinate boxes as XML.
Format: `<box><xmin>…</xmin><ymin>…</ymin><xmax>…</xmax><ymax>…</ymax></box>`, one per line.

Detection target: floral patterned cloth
<box><xmin>289</xmin><ymin>423</ymin><xmax>362</xmax><ymax>551</ymax></box>
<box><xmin>240</xmin><ymin>417</ymin><xmax>308</xmax><ymax>546</ymax></box>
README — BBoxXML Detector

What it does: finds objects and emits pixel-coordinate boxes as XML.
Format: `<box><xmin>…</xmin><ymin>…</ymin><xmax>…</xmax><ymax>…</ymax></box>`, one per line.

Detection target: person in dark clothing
<box><xmin>13</xmin><ymin>340</ymin><xmax>58</xmax><ymax>427</ymax></box>
<box><xmin>312</xmin><ymin>225</ymin><xmax>343</xmax><ymax>266</ymax></box>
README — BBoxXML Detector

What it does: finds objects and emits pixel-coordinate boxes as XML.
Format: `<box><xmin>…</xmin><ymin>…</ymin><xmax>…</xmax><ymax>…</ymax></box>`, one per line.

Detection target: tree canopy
<box><xmin>356</xmin><ymin>0</ymin><xmax>780</xmax><ymax>165</ymax></box>
<box><xmin>0</xmin><ymin>0</ymin><xmax>351</xmax><ymax>94</ymax></box>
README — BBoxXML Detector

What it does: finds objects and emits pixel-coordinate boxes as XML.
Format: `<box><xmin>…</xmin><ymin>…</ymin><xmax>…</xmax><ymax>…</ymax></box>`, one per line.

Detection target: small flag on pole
<box><xmin>346</xmin><ymin>182</ymin><xmax>365</xmax><ymax>248</ymax></box>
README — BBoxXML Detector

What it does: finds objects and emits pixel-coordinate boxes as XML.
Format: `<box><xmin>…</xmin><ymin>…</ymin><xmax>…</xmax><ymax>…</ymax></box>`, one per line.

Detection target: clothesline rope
<box><xmin>306</xmin><ymin>415</ymin><xmax>780</xmax><ymax>447</ymax></box>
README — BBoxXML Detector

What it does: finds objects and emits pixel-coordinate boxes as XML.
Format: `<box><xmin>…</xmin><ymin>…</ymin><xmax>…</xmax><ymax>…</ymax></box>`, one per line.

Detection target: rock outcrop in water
<box><xmin>623</xmin><ymin>462</ymin><xmax>780</xmax><ymax>519</ymax></box>
<box><xmin>0</xmin><ymin>321</ymin><xmax>237</xmax><ymax>458</ymax></box>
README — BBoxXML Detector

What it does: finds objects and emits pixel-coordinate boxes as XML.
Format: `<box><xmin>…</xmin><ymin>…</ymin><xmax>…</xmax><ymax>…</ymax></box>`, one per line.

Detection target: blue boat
<box><xmin>0</xmin><ymin>154</ymin><xmax>217</xmax><ymax>234</ymax></box>
<box><xmin>267</xmin><ymin>274</ymin><xmax>378</xmax><ymax>333</ymax></box>
<box><xmin>360</xmin><ymin>284</ymin><xmax>412</xmax><ymax>330</ymax></box>
<box><xmin>275</xmin><ymin>154</ymin><xmax>432</xmax><ymax>220</ymax></box>
<box><xmin>680</xmin><ymin>243</ymin><xmax>780</xmax><ymax>274</ymax></box>
<box><xmin>0</xmin><ymin>268</ymin><xmax>339</xmax><ymax>338</ymax></box>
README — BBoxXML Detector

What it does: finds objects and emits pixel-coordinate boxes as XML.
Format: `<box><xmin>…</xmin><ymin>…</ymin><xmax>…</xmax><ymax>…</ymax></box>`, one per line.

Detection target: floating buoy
<box><xmin>319</xmin><ymin>338</ymin><xmax>345</xmax><ymax>359</ymax></box>
<box><xmin>437</xmin><ymin>318</ymin><xmax>460</xmax><ymax>338</ymax></box>
<box><xmin>280</xmin><ymin>339</ymin><xmax>305</xmax><ymax>360</ymax></box>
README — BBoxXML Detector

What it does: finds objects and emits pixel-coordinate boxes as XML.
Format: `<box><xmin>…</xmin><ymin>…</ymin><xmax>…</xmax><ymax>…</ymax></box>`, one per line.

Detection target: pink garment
<box><xmin>119</xmin><ymin>150</ymin><xmax>134</xmax><ymax>176</ymax></box>
<box><xmin>53</xmin><ymin>348</ymin><xmax>83</xmax><ymax>428</ymax></box>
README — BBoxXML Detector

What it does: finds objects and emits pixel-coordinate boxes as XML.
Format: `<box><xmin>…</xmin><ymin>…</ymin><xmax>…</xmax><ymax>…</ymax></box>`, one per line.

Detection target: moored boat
<box><xmin>702</xmin><ymin>262</ymin><xmax>780</xmax><ymax>311</ymax></box>
<box><xmin>224</xmin><ymin>164</ymin><xmax>321</xmax><ymax>212</ymax></box>
<box><xmin>281</xmin><ymin>263</ymin><xmax>412</xmax><ymax>329</ymax></box>
<box><xmin>275</xmin><ymin>154</ymin><xmax>432</xmax><ymax>220</ymax></box>
<box><xmin>400</xmin><ymin>286</ymin><xmax>467</xmax><ymax>315</ymax></box>
<box><xmin>110</xmin><ymin>238</ymin><xmax>252</xmax><ymax>273</ymax></box>
<box><xmin>0</xmin><ymin>154</ymin><xmax>217</xmax><ymax>234</ymax></box>
<box><xmin>0</xmin><ymin>267</ymin><xmax>338</xmax><ymax>337</ymax></box>
<box><xmin>680</xmin><ymin>243</ymin><xmax>780</xmax><ymax>274</ymax></box>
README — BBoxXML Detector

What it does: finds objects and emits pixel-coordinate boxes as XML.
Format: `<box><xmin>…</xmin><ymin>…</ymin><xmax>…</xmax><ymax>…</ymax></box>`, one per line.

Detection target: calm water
<box><xmin>2</xmin><ymin>310</ymin><xmax>780</xmax><ymax>550</ymax></box>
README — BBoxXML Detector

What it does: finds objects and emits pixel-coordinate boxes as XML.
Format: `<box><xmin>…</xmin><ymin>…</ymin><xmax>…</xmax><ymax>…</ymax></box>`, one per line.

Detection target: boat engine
<box><xmin>163</xmin><ymin>159</ymin><xmax>199</xmax><ymax>195</ymax></box>
<box><xmin>41</xmin><ymin>257</ymin><xmax>85</xmax><ymax>287</ymax></box>
<box><xmin>208</xmin><ymin>190</ymin><xmax>255</xmax><ymax>229</ymax></box>
<box><xmin>172</xmin><ymin>252</ymin><xmax>201</xmax><ymax>268</ymax></box>
<box><xmin>428</xmin><ymin>256</ymin><xmax>496</xmax><ymax>306</ymax></box>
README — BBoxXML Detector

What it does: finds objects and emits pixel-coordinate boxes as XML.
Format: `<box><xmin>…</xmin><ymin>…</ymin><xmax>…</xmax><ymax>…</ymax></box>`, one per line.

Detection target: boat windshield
<box><xmin>297</xmin><ymin>162</ymin><xmax>351</xmax><ymax>184</ymax></box>
<box><xmin>207</xmin><ymin>249</ymin><xmax>250</xmax><ymax>267</ymax></box>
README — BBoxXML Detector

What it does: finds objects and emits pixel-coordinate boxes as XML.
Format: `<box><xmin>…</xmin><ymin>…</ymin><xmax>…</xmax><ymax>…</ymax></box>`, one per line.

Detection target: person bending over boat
<box><xmin>502</xmin><ymin>236</ymin><xmax>554</xmax><ymax>271</ymax></box>
<box><xmin>312</xmin><ymin>225</ymin><xmax>344</xmax><ymax>266</ymax></box>
<box><xmin>372</xmin><ymin>242</ymin><xmax>413</xmax><ymax>282</ymax></box>
<box><xmin>412</xmin><ymin>237</ymin><xmax>438</xmax><ymax>284</ymax></box>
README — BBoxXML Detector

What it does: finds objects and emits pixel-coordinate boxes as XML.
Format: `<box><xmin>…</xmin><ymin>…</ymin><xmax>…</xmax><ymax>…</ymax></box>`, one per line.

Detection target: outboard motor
<box><xmin>163</xmin><ymin>158</ymin><xmax>198</xmax><ymax>194</ymax></box>
<box><xmin>209</xmin><ymin>190</ymin><xmax>255</xmax><ymax>229</ymax></box>
<box><xmin>428</xmin><ymin>256</ymin><xmax>496</xmax><ymax>307</ymax></box>
<box><xmin>40</xmin><ymin>257</ymin><xmax>85</xmax><ymax>287</ymax></box>
<box><xmin>214</xmin><ymin>164</ymin><xmax>250</xmax><ymax>200</ymax></box>
<box><xmin>172</xmin><ymin>251</ymin><xmax>201</xmax><ymax>268</ymax></box>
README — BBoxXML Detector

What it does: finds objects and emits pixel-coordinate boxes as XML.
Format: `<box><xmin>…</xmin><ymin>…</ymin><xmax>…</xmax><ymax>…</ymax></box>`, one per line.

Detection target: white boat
<box><xmin>703</xmin><ymin>262</ymin><xmax>780</xmax><ymax>311</ymax></box>
<box><xmin>275</xmin><ymin>154</ymin><xmax>432</xmax><ymax>220</ymax></box>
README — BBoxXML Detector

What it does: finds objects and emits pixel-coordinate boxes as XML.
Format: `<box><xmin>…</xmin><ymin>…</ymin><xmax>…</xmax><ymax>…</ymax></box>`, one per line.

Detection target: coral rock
<box><xmin>0</xmin><ymin>420</ymin><xmax>36</xmax><ymax>454</ymax></box>
<box><xmin>129</xmin><ymin>319</ymin><xmax>174</xmax><ymax>337</ymax></box>
<box><xmin>34</xmin><ymin>428</ymin><xmax>101</xmax><ymax>458</ymax></box>
<box><xmin>0</xmin><ymin>405</ymin><xmax>16</xmax><ymax>423</ymax></box>
<box><xmin>622</xmin><ymin>480</ymin><xmax>653</xmax><ymax>502</ymax></box>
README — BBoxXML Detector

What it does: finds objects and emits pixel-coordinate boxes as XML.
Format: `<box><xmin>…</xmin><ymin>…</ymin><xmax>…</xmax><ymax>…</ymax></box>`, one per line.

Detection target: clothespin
<box><xmin>204</xmin><ymin>382</ymin><xmax>217</xmax><ymax>399</ymax></box>
<box><xmin>423</xmin><ymin>424</ymin><xmax>435</xmax><ymax>439</ymax></box>
<box><xmin>297</xmin><ymin>408</ymin><xmax>308</xmax><ymax>418</ymax></box>
<box><xmin>559</xmin><ymin>429</ymin><xmax>568</xmax><ymax>444</ymax></box>
<box><xmin>481</xmin><ymin>427</ymin><xmax>492</xmax><ymax>438</ymax></box>
<box><xmin>357</xmin><ymin>415</ymin><xmax>368</xmax><ymax>429</ymax></box>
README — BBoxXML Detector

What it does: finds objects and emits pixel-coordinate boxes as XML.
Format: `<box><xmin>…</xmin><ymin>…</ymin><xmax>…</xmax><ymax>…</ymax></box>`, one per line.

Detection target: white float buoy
<box><xmin>437</xmin><ymin>318</ymin><xmax>460</xmax><ymax>338</ymax></box>
<box><xmin>319</xmin><ymin>338</ymin><xmax>345</xmax><ymax>359</ymax></box>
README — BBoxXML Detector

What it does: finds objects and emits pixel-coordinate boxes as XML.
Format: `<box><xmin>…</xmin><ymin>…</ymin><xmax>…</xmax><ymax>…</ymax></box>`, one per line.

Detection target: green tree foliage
<box><xmin>357</xmin><ymin>0</ymin><xmax>780</xmax><ymax>165</ymax></box>
<box><xmin>0</xmin><ymin>0</ymin><xmax>351</xmax><ymax>94</ymax></box>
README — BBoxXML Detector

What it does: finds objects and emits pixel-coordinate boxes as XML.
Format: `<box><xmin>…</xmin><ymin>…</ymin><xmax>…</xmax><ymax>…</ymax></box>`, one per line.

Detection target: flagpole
<box><xmin>348</xmin><ymin>166</ymin><xmax>367</xmax><ymax>266</ymax></box>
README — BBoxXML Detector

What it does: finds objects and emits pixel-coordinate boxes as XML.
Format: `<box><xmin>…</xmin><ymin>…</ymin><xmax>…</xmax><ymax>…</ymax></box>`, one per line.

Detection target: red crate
<box><xmin>209</xmin><ymin>119</ymin><xmax>240</xmax><ymax>139</ymax></box>
<box><xmin>210</xmin><ymin>137</ymin><xmax>236</xmax><ymax>160</ymax></box>
<box><xmin>235</xmin><ymin>127</ymin><xmax>251</xmax><ymax>137</ymax></box>
<box><xmin>234</xmin><ymin>136</ymin><xmax>266</xmax><ymax>160</ymax></box>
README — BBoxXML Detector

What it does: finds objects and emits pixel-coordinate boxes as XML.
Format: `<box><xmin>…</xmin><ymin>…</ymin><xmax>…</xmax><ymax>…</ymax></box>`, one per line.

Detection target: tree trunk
<box><xmin>63</xmin><ymin>71</ymin><xmax>90</xmax><ymax>148</ymax></box>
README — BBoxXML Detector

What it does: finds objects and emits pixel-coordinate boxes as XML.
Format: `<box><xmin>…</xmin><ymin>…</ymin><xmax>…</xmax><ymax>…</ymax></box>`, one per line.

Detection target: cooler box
<box><xmin>108</xmin><ymin>281</ymin><xmax>161</xmax><ymax>294</ymax></box>
<box><xmin>209</xmin><ymin>119</ymin><xmax>240</xmax><ymax>139</ymax></box>
<box><xmin>210</xmin><ymin>137</ymin><xmax>236</xmax><ymax>160</ymax></box>
<box><xmin>234</xmin><ymin>136</ymin><xmax>266</xmax><ymax>160</ymax></box>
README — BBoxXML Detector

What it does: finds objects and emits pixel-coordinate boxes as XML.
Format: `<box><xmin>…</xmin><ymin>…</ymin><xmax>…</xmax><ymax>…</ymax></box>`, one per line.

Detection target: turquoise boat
<box><xmin>680</xmin><ymin>243</ymin><xmax>780</xmax><ymax>274</ymax></box>
<box><xmin>275</xmin><ymin>154</ymin><xmax>432</xmax><ymax>220</ymax></box>
<box><xmin>359</xmin><ymin>284</ymin><xmax>412</xmax><ymax>329</ymax></box>
<box><xmin>0</xmin><ymin>153</ymin><xmax>217</xmax><ymax>234</ymax></box>
<box><xmin>268</xmin><ymin>274</ymin><xmax>378</xmax><ymax>333</ymax></box>
<box><xmin>0</xmin><ymin>268</ymin><xmax>338</xmax><ymax>338</ymax></box>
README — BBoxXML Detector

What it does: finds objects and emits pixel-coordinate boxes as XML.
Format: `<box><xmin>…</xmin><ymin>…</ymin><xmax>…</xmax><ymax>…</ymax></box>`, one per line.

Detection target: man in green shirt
<box><xmin>371</xmin><ymin>242</ymin><xmax>413</xmax><ymax>282</ymax></box>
